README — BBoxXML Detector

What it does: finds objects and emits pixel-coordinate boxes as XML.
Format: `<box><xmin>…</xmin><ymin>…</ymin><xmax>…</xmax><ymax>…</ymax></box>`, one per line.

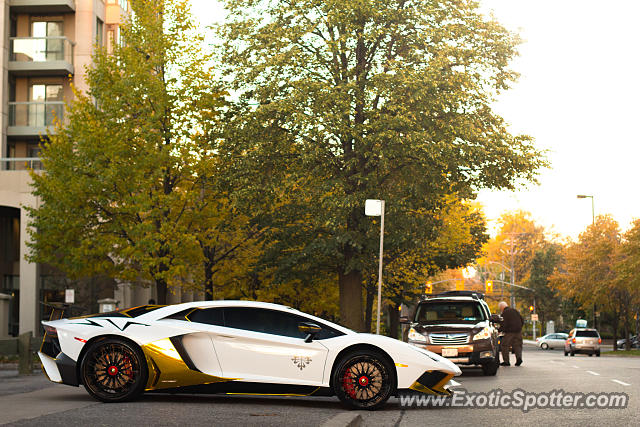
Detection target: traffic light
<box><xmin>485</xmin><ymin>280</ymin><xmax>493</xmax><ymax>294</ymax></box>
<box><xmin>425</xmin><ymin>281</ymin><xmax>432</xmax><ymax>294</ymax></box>
<box><xmin>529</xmin><ymin>305</ymin><xmax>534</xmax><ymax>312</ymax></box>
<box><xmin>455</xmin><ymin>280</ymin><xmax>464</xmax><ymax>291</ymax></box>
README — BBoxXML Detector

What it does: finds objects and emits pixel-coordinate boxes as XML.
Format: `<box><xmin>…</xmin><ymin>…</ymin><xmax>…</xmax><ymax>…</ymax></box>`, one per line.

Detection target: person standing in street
<box><xmin>498</xmin><ymin>301</ymin><xmax>524</xmax><ymax>366</ymax></box>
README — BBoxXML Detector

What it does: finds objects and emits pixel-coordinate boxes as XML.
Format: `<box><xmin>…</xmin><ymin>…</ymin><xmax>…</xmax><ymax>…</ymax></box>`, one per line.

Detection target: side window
<box><xmin>223</xmin><ymin>307</ymin><xmax>303</xmax><ymax>338</ymax></box>
<box><xmin>223</xmin><ymin>308</ymin><xmax>344</xmax><ymax>340</ymax></box>
<box><xmin>187</xmin><ymin>308</ymin><xmax>224</xmax><ymax>326</ymax></box>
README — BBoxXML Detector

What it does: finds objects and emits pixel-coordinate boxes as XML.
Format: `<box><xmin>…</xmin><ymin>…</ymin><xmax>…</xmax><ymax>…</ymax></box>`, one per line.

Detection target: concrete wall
<box><xmin>0</xmin><ymin>170</ymin><xmax>37</xmax><ymax>335</ymax></box>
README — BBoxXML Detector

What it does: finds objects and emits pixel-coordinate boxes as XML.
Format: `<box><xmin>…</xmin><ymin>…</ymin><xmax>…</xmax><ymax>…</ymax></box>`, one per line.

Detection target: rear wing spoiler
<box><xmin>40</xmin><ymin>302</ymin><xmax>86</xmax><ymax>321</ymax></box>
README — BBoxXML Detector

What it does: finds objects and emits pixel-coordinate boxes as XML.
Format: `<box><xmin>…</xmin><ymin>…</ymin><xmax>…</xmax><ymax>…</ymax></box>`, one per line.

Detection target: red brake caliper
<box><xmin>342</xmin><ymin>369</ymin><xmax>357</xmax><ymax>398</ymax></box>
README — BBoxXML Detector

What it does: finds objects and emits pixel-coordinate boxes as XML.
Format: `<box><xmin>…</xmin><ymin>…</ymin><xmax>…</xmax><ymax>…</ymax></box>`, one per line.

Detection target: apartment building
<box><xmin>0</xmin><ymin>0</ymin><xmax>130</xmax><ymax>337</ymax></box>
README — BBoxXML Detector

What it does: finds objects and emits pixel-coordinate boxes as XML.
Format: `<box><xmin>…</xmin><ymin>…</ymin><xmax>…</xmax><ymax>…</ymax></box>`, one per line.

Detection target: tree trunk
<box><xmin>388</xmin><ymin>303</ymin><xmax>400</xmax><ymax>339</ymax></box>
<box><xmin>339</xmin><ymin>269</ymin><xmax>364</xmax><ymax>331</ymax></box>
<box><xmin>612</xmin><ymin>312</ymin><xmax>618</xmax><ymax>352</ymax></box>
<box><xmin>156</xmin><ymin>278</ymin><xmax>167</xmax><ymax>305</ymax></box>
<box><xmin>204</xmin><ymin>263</ymin><xmax>214</xmax><ymax>301</ymax></box>
<box><xmin>364</xmin><ymin>282</ymin><xmax>375</xmax><ymax>333</ymax></box>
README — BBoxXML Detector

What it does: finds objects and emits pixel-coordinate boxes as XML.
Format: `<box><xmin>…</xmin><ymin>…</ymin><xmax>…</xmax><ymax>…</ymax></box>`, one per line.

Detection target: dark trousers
<box><xmin>501</xmin><ymin>331</ymin><xmax>523</xmax><ymax>363</ymax></box>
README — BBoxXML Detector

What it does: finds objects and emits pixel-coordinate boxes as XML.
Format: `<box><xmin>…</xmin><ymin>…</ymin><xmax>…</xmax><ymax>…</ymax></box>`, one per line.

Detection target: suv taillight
<box><xmin>572</xmin><ymin>338</ymin><xmax>576</xmax><ymax>344</ymax></box>
<box><xmin>598</xmin><ymin>338</ymin><xmax>602</xmax><ymax>344</ymax></box>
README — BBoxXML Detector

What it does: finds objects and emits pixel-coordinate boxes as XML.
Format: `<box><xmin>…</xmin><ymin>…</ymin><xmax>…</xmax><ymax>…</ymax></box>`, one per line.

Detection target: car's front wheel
<box><xmin>332</xmin><ymin>350</ymin><xmax>394</xmax><ymax>410</ymax></box>
<box><xmin>80</xmin><ymin>337</ymin><xmax>148</xmax><ymax>403</ymax></box>
<box><xmin>482</xmin><ymin>358</ymin><xmax>499</xmax><ymax>376</ymax></box>
<box><xmin>541</xmin><ymin>343</ymin><xmax>549</xmax><ymax>350</ymax></box>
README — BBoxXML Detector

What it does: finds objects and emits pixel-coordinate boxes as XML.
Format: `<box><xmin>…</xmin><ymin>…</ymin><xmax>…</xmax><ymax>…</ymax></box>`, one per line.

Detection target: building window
<box><xmin>29</xmin><ymin>84</ymin><xmax>64</xmax><ymax>127</ymax></box>
<box><xmin>31</xmin><ymin>20</ymin><xmax>64</xmax><ymax>61</ymax></box>
<box><xmin>96</xmin><ymin>18</ymin><xmax>104</xmax><ymax>46</ymax></box>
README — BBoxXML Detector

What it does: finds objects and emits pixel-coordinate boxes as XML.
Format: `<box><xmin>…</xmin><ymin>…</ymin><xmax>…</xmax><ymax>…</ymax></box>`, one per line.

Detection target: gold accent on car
<box><xmin>394</xmin><ymin>363</ymin><xmax>408</xmax><ymax>367</ymax></box>
<box><xmin>142</xmin><ymin>338</ymin><xmax>236</xmax><ymax>391</ymax></box>
<box><xmin>409</xmin><ymin>372</ymin><xmax>454</xmax><ymax>396</ymax></box>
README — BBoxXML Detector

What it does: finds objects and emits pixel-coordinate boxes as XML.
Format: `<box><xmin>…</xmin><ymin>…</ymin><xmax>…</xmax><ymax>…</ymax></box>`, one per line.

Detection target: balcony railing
<box><xmin>9</xmin><ymin>37</ymin><xmax>74</xmax><ymax>75</ymax></box>
<box><xmin>8</xmin><ymin>101</ymin><xmax>64</xmax><ymax>133</ymax></box>
<box><xmin>0</xmin><ymin>157</ymin><xmax>43</xmax><ymax>171</ymax></box>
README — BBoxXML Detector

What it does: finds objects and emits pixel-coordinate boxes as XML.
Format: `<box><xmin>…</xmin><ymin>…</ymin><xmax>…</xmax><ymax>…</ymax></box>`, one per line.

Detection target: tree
<box><xmin>551</xmin><ymin>215</ymin><xmax>626</xmax><ymax>347</ymax></box>
<box><xmin>215</xmin><ymin>0</ymin><xmax>546</xmax><ymax>330</ymax></box>
<box><xmin>27</xmin><ymin>0</ymin><xmax>222</xmax><ymax>304</ymax></box>
<box><xmin>526</xmin><ymin>243</ymin><xmax>564</xmax><ymax>326</ymax></box>
<box><xmin>614</xmin><ymin>219</ymin><xmax>640</xmax><ymax>348</ymax></box>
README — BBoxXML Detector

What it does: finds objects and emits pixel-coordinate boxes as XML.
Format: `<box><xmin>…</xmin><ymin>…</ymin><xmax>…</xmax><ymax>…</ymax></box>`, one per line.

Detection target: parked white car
<box><xmin>536</xmin><ymin>333</ymin><xmax>569</xmax><ymax>350</ymax></box>
<box><xmin>39</xmin><ymin>300</ymin><xmax>461</xmax><ymax>410</ymax></box>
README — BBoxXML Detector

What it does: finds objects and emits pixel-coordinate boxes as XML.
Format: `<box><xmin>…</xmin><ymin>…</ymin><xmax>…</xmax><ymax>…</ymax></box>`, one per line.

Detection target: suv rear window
<box><xmin>415</xmin><ymin>301</ymin><xmax>486</xmax><ymax>324</ymax></box>
<box><xmin>576</xmin><ymin>330</ymin><xmax>599</xmax><ymax>337</ymax></box>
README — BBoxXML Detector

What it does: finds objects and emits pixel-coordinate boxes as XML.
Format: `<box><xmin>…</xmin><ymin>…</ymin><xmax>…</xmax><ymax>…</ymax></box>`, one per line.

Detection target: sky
<box><xmin>189</xmin><ymin>0</ymin><xmax>640</xmax><ymax>240</ymax></box>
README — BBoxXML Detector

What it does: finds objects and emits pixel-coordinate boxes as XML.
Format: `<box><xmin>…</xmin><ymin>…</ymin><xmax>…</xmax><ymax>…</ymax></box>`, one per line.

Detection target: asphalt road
<box><xmin>1</xmin><ymin>345</ymin><xmax>638</xmax><ymax>426</ymax></box>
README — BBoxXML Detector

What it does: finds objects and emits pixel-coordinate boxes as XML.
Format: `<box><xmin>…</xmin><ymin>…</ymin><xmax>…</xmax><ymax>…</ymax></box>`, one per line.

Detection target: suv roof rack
<box><xmin>432</xmin><ymin>290</ymin><xmax>485</xmax><ymax>300</ymax></box>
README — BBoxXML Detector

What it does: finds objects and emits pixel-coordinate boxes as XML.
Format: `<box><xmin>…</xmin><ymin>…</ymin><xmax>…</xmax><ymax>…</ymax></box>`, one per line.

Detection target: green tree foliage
<box><xmin>215</xmin><ymin>0</ymin><xmax>546</xmax><ymax>330</ymax></box>
<box><xmin>525</xmin><ymin>243</ymin><xmax>564</xmax><ymax>326</ymax></box>
<box><xmin>27</xmin><ymin>0</ymin><xmax>223</xmax><ymax>304</ymax></box>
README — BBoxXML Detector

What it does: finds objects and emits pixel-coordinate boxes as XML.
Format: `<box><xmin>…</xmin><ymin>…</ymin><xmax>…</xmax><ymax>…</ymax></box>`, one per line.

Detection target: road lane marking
<box><xmin>321</xmin><ymin>412</ymin><xmax>364</xmax><ymax>427</ymax></box>
<box><xmin>611</xmin><ymin>379</ymin><xmax>631</xmax><ymax>386</ymax></box>
<box><xmin>586</xmin><ymin>371</ymin><xmax>600</xmax><ymax>376</ymax></box>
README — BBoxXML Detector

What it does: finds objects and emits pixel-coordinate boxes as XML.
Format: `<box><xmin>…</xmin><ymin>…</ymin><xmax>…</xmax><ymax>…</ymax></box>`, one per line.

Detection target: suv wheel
<box><xmin>482</xmin><ymin>358</ymin><xmax>499</xmax><ymax>376</ymax></box>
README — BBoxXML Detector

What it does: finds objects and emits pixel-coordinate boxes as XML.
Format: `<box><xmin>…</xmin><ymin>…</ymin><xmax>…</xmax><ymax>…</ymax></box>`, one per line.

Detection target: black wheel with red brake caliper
<box><xmin>80</xmin><ymin>337</ymin><xmax>148</xmax><ymax>403</ymax></box>
<box><xmin>332</xmin><ymin>350</ymin><xmax>394</xmax><ymax>410</ymax></box>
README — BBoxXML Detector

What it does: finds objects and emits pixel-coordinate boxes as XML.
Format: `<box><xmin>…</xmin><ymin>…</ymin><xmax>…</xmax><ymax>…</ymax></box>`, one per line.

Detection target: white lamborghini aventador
<box><xmin>39</xmin><ymin>300</ymin><xmax>461</xmax><ymax>409</ymax></box>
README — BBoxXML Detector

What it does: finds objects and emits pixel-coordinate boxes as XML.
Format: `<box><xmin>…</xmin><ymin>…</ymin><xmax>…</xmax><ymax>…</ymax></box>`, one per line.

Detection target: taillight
<box><xmin>44</xmin><ymin>325</ymin><xmax>58</xmax><ymax>338</ymax></box>
<box><xmin>598</xmin><ymin>338</ymin><xmax>602</xmax><ymax>344</ymax></box>
<box><xmin>572</xmin><ymin>338</ymin><xmax>576</xmax><ymax>343</ymax></box>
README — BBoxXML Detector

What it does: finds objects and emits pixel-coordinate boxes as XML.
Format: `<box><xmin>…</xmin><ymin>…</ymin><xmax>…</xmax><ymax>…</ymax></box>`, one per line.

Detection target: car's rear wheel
<box><xmin>80</xmin><ymin>337</ymin><xmax>147</xmax><ymax>403</ymax></box>
<box><xmin>564</xmin><ymin>350</ymin><xmax>568</xmax><ymax>356</ymax></box>
<box><xmin>596</xmin><ymin>351</ymin><xmax>600</xmax><ymax>357</ymax></box>
<box><xmin>570</xmin><ymin>350</ymin><xmax>575</xmax><ymax>356</ymax></box>
<box><xmin>541</xmin><ymin>343</ymin><xmax>549</xmax><ymax>350</ymax></box>
<box><xmin>332</xmin><ymin>350</ymin><xmax>394</xmax><ymax>410</ymax></box>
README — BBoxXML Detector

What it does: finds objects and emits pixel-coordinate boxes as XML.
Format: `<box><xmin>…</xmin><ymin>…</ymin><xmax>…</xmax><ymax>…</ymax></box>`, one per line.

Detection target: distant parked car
<box><xmin>564</xmin><ymin>328</ymin><xmax>601</xmax><ymax>357</ymax></box>
<box><xmin>536</xmin><ymin>333</ymin><xmax>568</xmax><ymax>350</ymax></box>
<box><xmin>616</xmin><ymin>335</ymin><xmax>638</xmax><ymax>349</ymax></box>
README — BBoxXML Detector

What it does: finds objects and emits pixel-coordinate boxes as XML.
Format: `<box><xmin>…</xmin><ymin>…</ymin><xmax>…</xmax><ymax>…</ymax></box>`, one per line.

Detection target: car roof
<box><xmin>420</xmin><ymin>296</ymin><xmax>481</xmax><ymax>303</ymax></box>
<box><xmin>137</xmin><ymin>300</ymin><xmax>355</xmax><ymax>334</ymax></box>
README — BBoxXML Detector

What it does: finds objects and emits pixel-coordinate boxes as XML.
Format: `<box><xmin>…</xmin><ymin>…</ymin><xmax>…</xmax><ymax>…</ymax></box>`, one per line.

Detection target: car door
<box><xmin>549</xmin><ymin>334</ymin><xmax>562</xmax><ymax>348</ymax></box>
<box><xmin>208</xmin><ymin>307</ymin><xmax>330</xmax><ymax>385</ymax></box>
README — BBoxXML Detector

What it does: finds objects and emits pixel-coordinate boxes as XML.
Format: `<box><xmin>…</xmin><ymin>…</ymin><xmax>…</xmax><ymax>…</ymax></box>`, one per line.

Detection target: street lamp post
<box><xmin>365</xmin><ymin>199</ymin><xmax>385</xmax><ymax>335</ymax></box>
<box><xmin>577</xmin><ymin>194</ymin><xmax>596</xmax><ymax>329</ymax></box>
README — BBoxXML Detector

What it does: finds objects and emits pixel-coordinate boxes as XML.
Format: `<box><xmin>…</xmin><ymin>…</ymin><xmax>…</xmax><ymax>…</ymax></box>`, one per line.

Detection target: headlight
<box><xmin>473</xmin><ymin>327</ymin><xmax>491</xmax><ymax>341</ymax></box>
<box><xmin>408</xmin><ymin>327</ymin><xmax>427</xmax><ymax>343</ymax></box>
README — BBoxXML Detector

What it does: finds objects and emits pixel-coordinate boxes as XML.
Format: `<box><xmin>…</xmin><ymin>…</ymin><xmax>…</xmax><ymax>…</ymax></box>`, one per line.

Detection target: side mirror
<box><xmin>490</xmin><ymin>314</ymin><xmax>502</xmax><ymax>323</ymax></box>
<box><xmin>399</xmin><ymin>316</ymin><xmax>410</xmax><ymax>324</ymax></box>
<box><xmin>299</xmin><ymin>322</ymin><xmax>322</xmax><ymax>343</ymax></box>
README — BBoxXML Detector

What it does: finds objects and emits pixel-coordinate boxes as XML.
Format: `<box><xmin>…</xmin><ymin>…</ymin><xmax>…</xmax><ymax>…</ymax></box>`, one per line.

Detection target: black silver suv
<box><xmin>402</xmin><ymin>291</ymin><xmax>501</xmax><ymax>376</ymax></box>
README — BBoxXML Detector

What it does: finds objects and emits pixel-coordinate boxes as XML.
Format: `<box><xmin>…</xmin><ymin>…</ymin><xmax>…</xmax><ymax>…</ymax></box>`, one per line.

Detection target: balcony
<box><xmin>9</xmin><ymin>0</ymin><xmax>75</xmax><ymax>13</ymax></box>
<box><xmin>0</xmin><ymin>158</ymin><xmax>43</xmax><ymax>171</ymax></box>
<box><xmin>9</xmin><ymin>37</ymin><xmax>74</xmax><ymax>76</ymax></box>
<box><xmin>8</xmin><ymin>102</ymin><xmax>64</xmax><ymax>138</ymax></box>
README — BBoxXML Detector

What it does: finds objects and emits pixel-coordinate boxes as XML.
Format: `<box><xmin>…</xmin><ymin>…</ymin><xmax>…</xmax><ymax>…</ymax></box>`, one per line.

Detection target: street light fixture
<box><xmin>577</xmin><ymin>194</ymin><xmax>597</xmax><ymax>329</ymax></box>
<box><xmin>365</xmin><ymin>199</ymin><xmax>385</xmax><ymax>335</ymax></box>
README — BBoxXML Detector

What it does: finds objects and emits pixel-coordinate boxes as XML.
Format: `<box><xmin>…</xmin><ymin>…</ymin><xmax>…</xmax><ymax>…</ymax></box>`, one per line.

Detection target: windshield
<box><xmin>415</xmin><ymin>301</ymin><xmax>486</xmax><ymax>324</ymax></box>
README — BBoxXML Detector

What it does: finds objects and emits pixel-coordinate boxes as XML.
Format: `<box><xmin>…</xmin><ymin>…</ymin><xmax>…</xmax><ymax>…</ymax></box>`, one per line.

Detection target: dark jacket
<box><xmin>500</xmin><ymin>307</ymin><xmax>524</xmax><ymax>333</ymax></box>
